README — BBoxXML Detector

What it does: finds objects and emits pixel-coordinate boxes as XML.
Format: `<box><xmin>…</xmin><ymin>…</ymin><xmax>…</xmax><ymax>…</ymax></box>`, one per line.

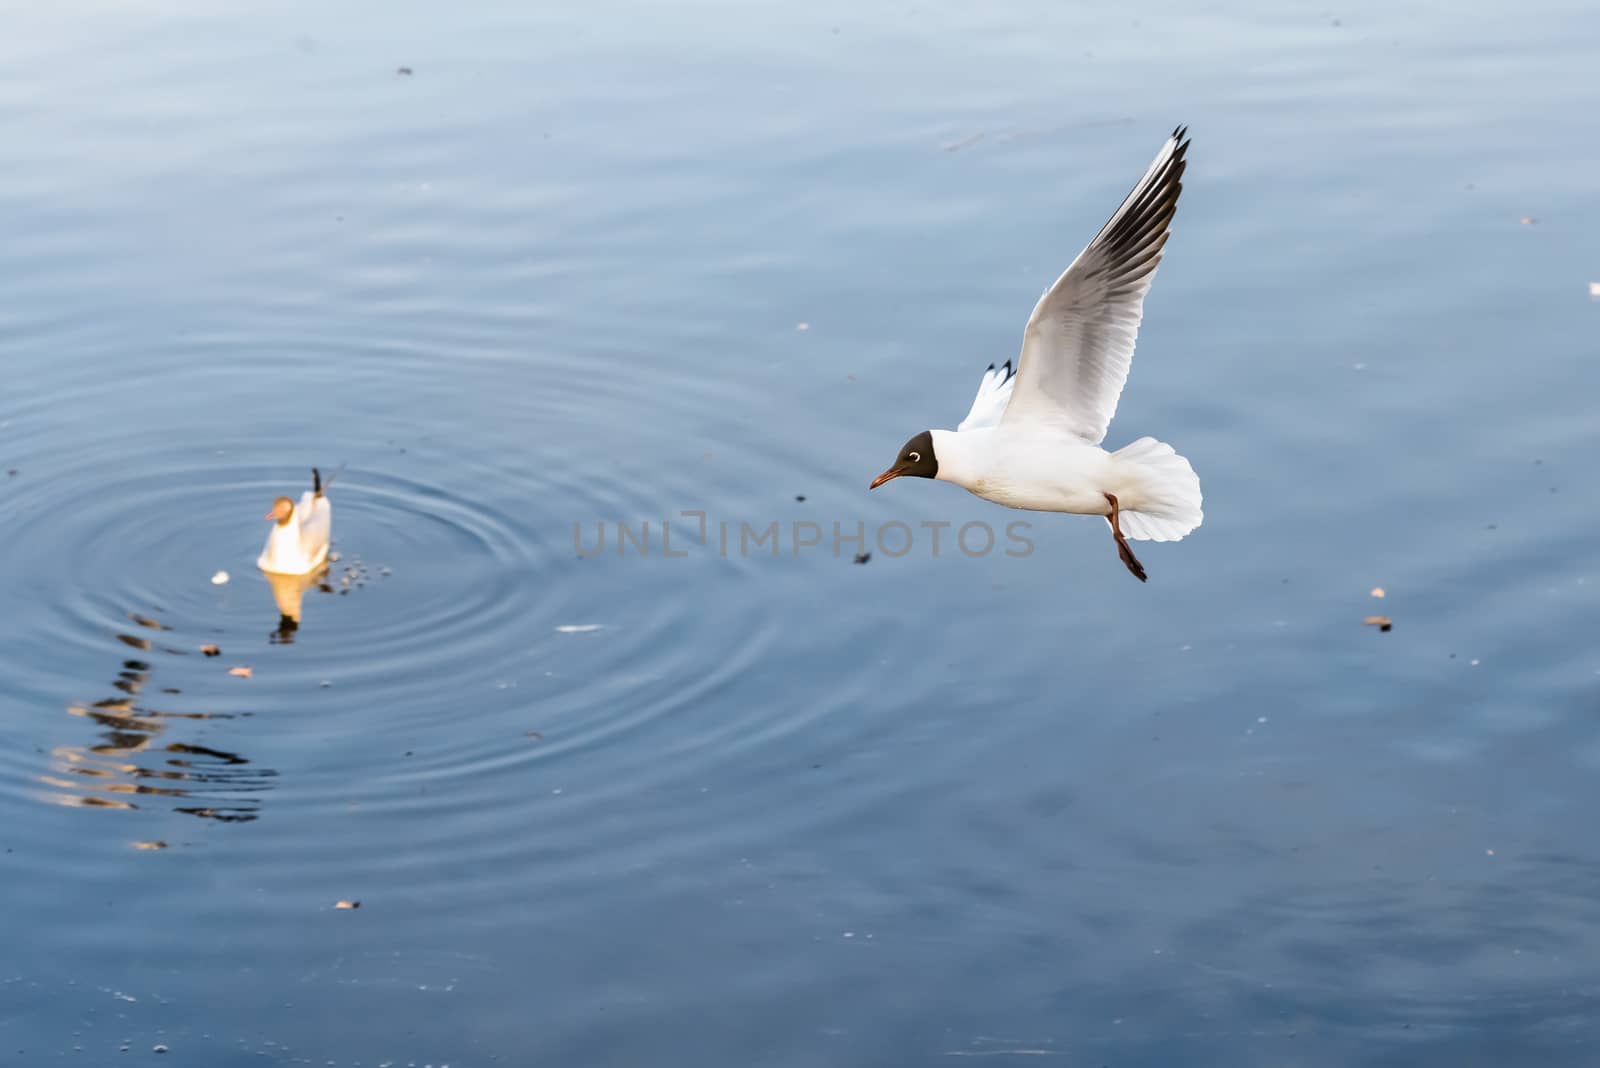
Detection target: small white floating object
<box><xmin>555</xmin><ymin>624</ymin><xmax>604</xmax><ymax>633</ymax></box>
<box><xmin>1589</xmin><ymin>281</ymin><xmax>1600</xmax><ymax>297</ymax></box>
<box><xmin>211</xmin><ymin>570</ymin><xmax>230</xmax><ymax>585</ymax></box>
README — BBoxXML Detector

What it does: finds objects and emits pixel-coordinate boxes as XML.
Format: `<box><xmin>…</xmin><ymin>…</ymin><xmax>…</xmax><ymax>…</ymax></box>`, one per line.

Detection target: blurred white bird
<box><xmin>258</xmin><ymin>467</ymin><xmax>333</xmax><ymax>575</ymax></box>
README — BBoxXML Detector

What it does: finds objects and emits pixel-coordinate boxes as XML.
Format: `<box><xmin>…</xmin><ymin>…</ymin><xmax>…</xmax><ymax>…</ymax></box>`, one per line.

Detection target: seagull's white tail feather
<box><xmin>1114</xmin><ymin>436</ymin><xmax>1202</xmax><ymax>542</ymax></box>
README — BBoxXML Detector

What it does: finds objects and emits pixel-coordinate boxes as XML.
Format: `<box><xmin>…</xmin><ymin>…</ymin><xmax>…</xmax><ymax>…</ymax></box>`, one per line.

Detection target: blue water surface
<box><xmin>3</xmin><ymin>1</ymin><xmax>1600</xmax><ymax>1064</ymax></box>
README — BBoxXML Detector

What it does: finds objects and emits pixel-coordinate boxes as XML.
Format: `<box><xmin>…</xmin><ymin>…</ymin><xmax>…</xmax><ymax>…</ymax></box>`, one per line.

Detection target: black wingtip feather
<box><xmin>1075</xmin><ymin>126</ymin><xmax>1190</xmax><ymax>293</ymax></box>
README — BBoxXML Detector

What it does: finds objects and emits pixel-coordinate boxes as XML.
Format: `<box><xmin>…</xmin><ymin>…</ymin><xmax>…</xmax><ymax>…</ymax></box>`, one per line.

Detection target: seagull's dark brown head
<box><xmin>870</xmin><ymin>430</ymin><xmax>938</xmax><ymax>489</ymax></box>
<box><xmin>266</xmin><ymin>496</ymin><xmax>295</xmax><ymax>524</ymax></box>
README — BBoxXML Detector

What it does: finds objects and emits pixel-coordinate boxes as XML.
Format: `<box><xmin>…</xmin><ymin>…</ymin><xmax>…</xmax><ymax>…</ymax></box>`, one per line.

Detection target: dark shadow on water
<box><xmin>41</xmin><ymin>617</ymin><xmax>275</xmax><ymax>823</ymax></box>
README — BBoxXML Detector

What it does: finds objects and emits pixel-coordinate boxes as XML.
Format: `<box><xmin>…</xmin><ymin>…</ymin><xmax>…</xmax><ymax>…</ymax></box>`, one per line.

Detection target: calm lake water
<box><xmin>4</xmin><ymin>1</ymin><xmax>1600</xmax><ymax>1064</ymax></box>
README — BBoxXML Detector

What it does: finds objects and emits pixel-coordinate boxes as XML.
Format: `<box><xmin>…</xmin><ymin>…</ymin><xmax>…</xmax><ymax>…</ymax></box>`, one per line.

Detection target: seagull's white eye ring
<box><xmin>908</xmin><ymin>451</ymin><xmax>921</xmax><ymax>462</ymax></box>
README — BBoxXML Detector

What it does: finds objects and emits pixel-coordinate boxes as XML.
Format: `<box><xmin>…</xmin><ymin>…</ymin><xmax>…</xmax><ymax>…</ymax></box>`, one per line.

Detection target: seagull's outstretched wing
<box><xmin>999</xmin><ymin>127</ymin><xmax>1189</xmax><ymax>442</ymax></box>
<box><xmin>956</xmin><ymin>360</ymin><xmax>1016</xmax><ymax>432</ymax></box>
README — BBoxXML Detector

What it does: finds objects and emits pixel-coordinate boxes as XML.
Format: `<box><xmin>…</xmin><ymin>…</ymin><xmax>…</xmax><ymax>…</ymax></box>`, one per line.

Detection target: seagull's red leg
<box><xmin>1104</xmin><ymin>493</ymin><xmax>1148</xmax><ymax>583</ymax></box>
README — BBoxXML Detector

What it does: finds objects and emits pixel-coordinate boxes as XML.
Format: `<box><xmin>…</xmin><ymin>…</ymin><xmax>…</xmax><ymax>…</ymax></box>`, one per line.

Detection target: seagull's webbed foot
<box><xmin>1104</xmin><ymin>492</ymin><xmax>1148</xmax><ymax>583</ymax></box>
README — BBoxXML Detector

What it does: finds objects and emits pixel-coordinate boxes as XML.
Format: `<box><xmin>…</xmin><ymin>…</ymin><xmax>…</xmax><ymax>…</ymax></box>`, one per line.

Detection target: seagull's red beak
<box><xmin>869</xmin><ymin>467</ymin><xmax>905</xmax><ymax>490</ymax></box>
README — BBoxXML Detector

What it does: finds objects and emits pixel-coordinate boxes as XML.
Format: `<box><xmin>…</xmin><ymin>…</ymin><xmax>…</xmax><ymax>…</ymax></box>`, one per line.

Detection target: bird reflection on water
<box><xmin>40</xmin><ymin>613</ymin><xmax>275</xmax><ymax>823</ymax></box>
<box><xmin>264</xmin><ymin>564</ymin><xmax>332</xmax><ymax>644</ymax></box>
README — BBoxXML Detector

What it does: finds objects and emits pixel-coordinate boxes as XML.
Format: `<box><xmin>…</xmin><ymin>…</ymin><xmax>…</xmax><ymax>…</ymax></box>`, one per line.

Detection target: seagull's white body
<box><xmin>929</xmin><ymin>426</ymin><xmax>1196</xmax><ymax>544</ymax></box>
<box><xmin>258</xmin><ymin>479</ymin><xmax>332</xmax><ymax>576</ymax></box>
<box><xmin>931</xmin><ymin>427</ymin><xmax>1118</xmax><ymax>516</ymax></box>
<box><xmin>873</xmin><ymin>127</ymin><xmax>1203</xmax><ymax>575</ymax></box>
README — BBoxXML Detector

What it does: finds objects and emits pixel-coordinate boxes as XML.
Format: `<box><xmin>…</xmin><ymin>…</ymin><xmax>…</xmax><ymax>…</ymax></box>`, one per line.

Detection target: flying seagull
<box><xmin>870</xmin><ymin>126</ymin><xmax>1201</xmax><ymax>581</ymax></box>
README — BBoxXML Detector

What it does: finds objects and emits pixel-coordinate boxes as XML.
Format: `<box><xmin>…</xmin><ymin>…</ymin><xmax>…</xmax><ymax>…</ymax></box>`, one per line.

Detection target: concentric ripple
<box><xmin>0</xmin><ymin>337</ymin><xmax>807</xmax><ymax>837</ymax></box>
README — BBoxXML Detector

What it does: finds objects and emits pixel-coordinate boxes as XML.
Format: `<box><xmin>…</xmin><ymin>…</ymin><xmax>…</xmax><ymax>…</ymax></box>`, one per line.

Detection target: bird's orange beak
<box><xmin>869</xmin><ymin>467</ymin><xmax>904</xmax><ymax>490</ymax></box>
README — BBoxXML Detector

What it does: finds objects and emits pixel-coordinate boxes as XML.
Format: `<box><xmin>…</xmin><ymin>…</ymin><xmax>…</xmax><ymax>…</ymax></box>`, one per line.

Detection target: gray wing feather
<box><xmin>1000</xmin><ymin>127</ymin><xmax>1189</xmax><ymax>442</ymax></box>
